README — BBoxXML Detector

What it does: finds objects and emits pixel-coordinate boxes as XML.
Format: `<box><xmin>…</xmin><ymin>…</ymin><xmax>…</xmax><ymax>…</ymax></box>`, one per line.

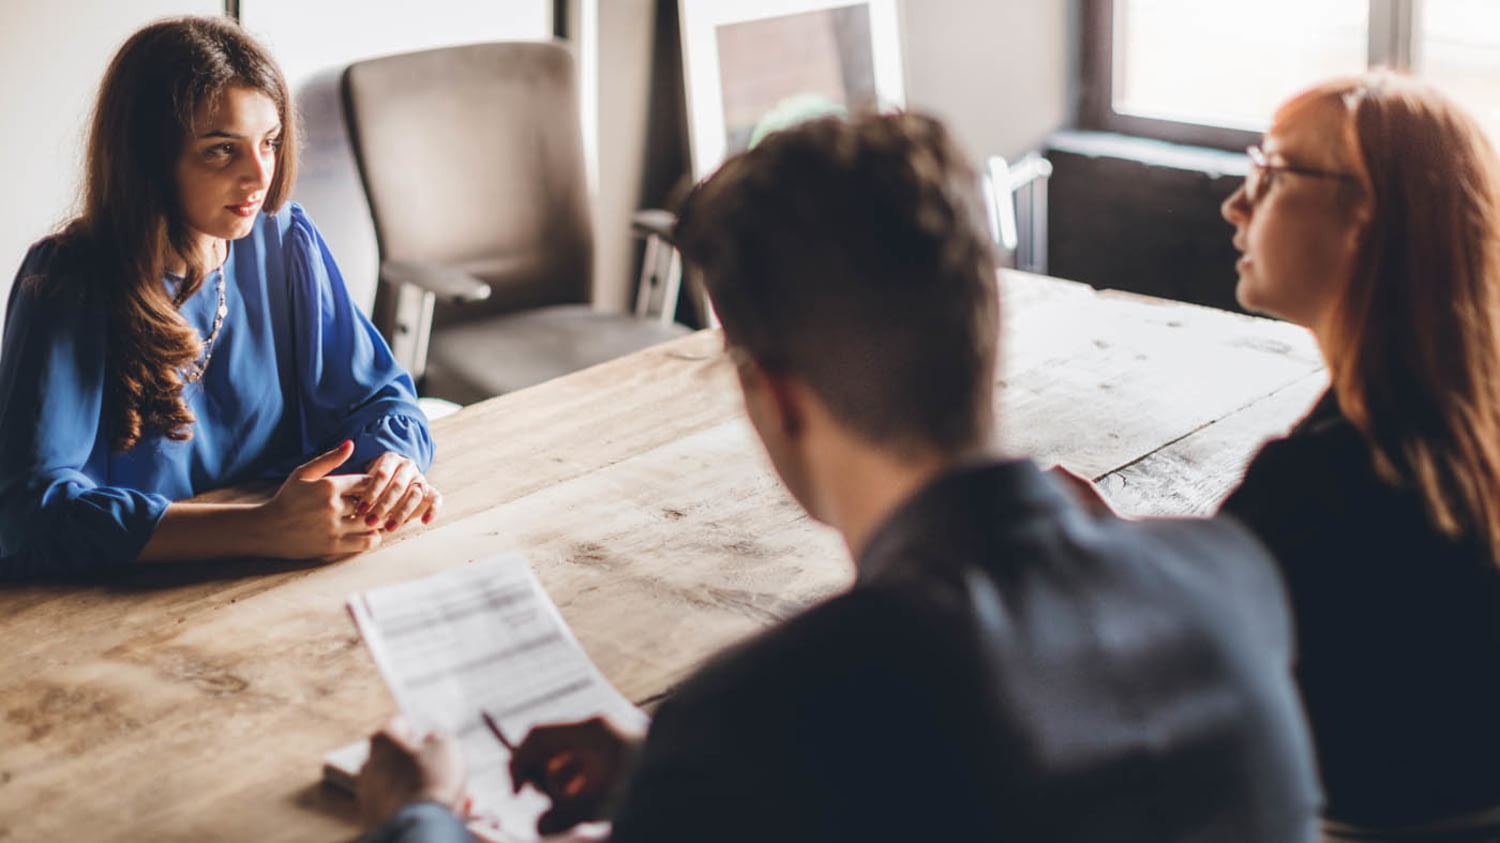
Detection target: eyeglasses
<box><xmin>1244</xmin><ymin>145</ymin><xmax>1359</xmax><ymax>206</ymax></box>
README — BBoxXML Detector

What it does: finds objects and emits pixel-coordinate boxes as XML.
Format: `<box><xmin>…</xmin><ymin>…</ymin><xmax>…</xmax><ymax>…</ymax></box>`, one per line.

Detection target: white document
<box><xmin>346</xmin><ymin>552</ymin><xmax>645</xmax><ymax>843</ymax></box>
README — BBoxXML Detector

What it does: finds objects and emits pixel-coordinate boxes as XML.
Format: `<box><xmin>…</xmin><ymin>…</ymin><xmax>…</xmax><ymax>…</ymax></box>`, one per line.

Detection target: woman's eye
<box><xmin>204</xmin><ymin>143</ymin><xmax>235</xmax><ymax>160</ymax></box>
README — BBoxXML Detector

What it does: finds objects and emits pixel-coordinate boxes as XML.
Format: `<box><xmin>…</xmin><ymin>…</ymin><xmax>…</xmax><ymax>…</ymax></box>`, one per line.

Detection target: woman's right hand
<box><xmin>256</xmin><ymin>440</ymin><xmax>383</xmax><ymax>560</ymax></box>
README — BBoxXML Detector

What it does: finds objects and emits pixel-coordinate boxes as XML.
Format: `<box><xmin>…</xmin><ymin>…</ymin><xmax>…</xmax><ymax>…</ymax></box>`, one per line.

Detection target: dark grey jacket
<box><xmin>374</xmin><ymin>458</ymin><xmax>1322</xmax><ymax>842</ymax></box>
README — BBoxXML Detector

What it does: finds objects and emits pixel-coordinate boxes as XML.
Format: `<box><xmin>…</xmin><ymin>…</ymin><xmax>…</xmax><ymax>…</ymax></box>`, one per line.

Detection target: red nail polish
<box><xmin>366</xmin><ymin>515</ymin><xmax>378</xmax><ymax>526</ymax></box>
<box><xmin>422</xmin><ymin>512</ymin><xmax>433</xmax><ymax>524</ymax></box>
<box><xmin>385</xmin><ymin>520</ymin><xmax>396</xmax><ymax>531</ymax></box>
<box><xmin>356</xmin><ymin>503</ymin><xmax>369</xmax><ymax>516</ymax></box>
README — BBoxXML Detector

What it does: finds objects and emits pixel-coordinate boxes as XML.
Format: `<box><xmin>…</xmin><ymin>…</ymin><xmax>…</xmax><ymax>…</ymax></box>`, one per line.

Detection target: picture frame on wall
<box><xmin>678</xmin><ymin>0</ymin><xmax>906</xmax><ymax>178</ymax></box>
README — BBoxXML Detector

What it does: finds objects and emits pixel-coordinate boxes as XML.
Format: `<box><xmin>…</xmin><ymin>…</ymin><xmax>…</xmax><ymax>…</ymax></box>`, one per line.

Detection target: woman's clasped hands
<box><xmin>256</xmin><ymin>440</ymin><xmax>442</xmax><ymax>561</ymax></box>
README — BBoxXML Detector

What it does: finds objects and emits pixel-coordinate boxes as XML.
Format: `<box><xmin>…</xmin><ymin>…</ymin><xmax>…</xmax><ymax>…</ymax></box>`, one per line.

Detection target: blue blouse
<box><xmin>0</xmin><ymin>203</ymin><xmax>433</xmax><ymax>577</ymax></box>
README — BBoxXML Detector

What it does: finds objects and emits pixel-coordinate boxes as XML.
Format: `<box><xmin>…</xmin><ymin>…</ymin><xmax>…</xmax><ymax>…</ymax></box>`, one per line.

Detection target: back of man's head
<box><xmin>675</xmin><ymin>111</ymin><xmax>1000</xmax><ymax>457</ymax></box>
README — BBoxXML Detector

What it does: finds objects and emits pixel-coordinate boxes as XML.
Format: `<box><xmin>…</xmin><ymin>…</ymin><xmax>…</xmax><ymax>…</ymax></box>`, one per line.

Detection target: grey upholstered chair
<box><xmin>342</xmin><ymin>40</ymin><xmax>690</xmax><ymax>405</ymax></box>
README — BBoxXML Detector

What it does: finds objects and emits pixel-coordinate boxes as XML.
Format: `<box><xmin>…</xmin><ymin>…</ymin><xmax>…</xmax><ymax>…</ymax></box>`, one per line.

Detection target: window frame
<box><xmin>1080</xmin><ymin>0</ymin><xmax>1416</xmax><ymax>150</ymax></box>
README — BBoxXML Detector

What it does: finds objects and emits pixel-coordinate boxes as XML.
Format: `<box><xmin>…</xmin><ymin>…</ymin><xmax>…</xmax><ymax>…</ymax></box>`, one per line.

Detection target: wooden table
<box><xmin>0</xmin><ymin>272</ymin><xmax>1327</xmax><ymax>841</ymax></box>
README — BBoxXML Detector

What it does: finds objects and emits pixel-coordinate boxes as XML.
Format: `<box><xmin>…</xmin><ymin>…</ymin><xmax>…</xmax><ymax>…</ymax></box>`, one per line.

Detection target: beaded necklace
<box><xmin>183</xmin><ymin>242</ymin><xmax>229</xmax><ymax>384</ymax></box>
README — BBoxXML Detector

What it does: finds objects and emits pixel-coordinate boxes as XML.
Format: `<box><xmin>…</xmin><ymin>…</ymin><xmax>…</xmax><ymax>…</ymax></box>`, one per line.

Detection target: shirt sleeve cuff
<box><xmin>354</xmin><ymin>801</ymin><xmax>471</xmax><ymax>843</ymax></box>
<box><xmin>348</xmin><ymin>412</ymin><xmax>435</xmax><ymax>474</ymax></box>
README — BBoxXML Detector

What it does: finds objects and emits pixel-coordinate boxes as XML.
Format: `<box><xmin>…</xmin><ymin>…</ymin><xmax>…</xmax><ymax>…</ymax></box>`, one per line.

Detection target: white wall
<box><xmin>900</xmin><ymin>0</ymin><xmax>1071</xmax><ymax>164</ymax></box>
<box><xmin>0</xmin><ymin>0</ymin><xmax>222</xmax><ymax>327</ymax></box>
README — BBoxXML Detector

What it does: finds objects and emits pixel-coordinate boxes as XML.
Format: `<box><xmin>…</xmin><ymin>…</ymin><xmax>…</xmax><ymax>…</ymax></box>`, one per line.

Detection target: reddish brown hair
<box><xmin>1283</xmin><ymin>72</ymin><xmax>1500</xmax><ymax>560</ymax></box>
<box><xmin>49</xmin><ymin>15</ymin><xmax>298</xmax><ymax>450</ymax></box>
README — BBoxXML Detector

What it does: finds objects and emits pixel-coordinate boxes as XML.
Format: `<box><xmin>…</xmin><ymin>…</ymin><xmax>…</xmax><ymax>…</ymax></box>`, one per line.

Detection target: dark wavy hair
<box><xmin>45</xmin><ymin>15</ymin><xmax>298</xmax><ymax>450</ymax></box>
<box><xmin>675</xmin><ymin>111</ymin><xmax>999</xmax><ymax>455</ymax></box>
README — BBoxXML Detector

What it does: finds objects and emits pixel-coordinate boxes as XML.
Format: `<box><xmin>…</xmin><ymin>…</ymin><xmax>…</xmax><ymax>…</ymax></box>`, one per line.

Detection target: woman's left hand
<box><xmin>357</xmin><ymin>452</ymin><xmax>442</xmax><ymax>532</ymax></box>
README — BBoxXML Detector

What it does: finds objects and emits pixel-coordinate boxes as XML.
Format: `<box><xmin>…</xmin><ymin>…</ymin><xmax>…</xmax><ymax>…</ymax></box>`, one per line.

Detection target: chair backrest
<box><xmin>984</xmin><ymin>152</ymin><xmax>1053</xmax><ymax>275</ymax></box>
<box><xmin>343</xmin><ymin>41</ymin><xmax>592</xmax><ymax>317</ymax></box>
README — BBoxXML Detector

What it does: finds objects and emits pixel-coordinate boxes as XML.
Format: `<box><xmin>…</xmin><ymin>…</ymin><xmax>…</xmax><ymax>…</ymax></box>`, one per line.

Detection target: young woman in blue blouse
<box><xmin>0</xmin><ymin>16</ymin><xmax>439</xmax><ymax>577</ymax></box>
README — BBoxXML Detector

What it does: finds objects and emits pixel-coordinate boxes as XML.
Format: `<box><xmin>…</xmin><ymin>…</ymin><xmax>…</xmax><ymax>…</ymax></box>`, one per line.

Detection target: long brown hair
<box><xmin>48</xmin><ymin>15</ymin><xmax>297</xmax><ymax>450</ymax></box>
<box><xmin>1286</xmin><ymin>72</ymin><xmax>1500</xmax><ymax>561</ymax></box>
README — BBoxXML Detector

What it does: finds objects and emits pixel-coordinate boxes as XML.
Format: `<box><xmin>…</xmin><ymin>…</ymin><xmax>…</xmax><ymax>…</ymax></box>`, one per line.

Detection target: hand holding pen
<box><xmin>484</xmin><ymin>712</ymin><xmax>640</xmax><ymax>836</ymax></box>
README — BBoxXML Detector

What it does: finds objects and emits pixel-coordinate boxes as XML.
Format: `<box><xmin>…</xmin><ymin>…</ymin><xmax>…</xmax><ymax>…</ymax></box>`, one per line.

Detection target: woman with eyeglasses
<box><xmin>0</xmin><ymin>17</ymin><xmax>441</xmax><ymax>577</ymax></box>
<box><xmin>1217</xmin><ymin>72</ymin><xmax>1500</xmax><ymax>837</ymax></box>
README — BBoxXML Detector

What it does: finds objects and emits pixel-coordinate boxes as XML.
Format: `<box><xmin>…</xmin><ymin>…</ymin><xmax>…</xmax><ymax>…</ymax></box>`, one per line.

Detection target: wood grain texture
<box><xmin>1098</xmin><ymin>371</ymin><xmax>1331</xmax><ymax>517</ymax></box>
<box><xmin>0</xmin><ymin>272</ymin><xmax>1324</xmax><ymax>841</ymax></box>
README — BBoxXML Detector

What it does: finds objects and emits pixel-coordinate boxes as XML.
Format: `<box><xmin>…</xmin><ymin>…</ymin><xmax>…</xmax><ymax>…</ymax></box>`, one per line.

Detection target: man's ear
<box><xmin>739</xmin><ymin>359</ymin><xmax>805</xmax><ymax>439</ymax></box>
<box><xmin>763</xmin><ymin>368</ymin><xmax>805</xmax><ymax>438</ymax></box>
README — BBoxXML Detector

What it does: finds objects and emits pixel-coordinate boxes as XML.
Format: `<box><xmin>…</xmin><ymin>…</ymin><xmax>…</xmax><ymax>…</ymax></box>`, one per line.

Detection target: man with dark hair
<box><xmin>679</xmin><ymin>112</ymin><xmax>1000</xmax><ymax>457</ymax></box>
<box><xmin>357</xmin><ymin>111</ymin><xmax>1321</xmax><ymax>842</ymax></box>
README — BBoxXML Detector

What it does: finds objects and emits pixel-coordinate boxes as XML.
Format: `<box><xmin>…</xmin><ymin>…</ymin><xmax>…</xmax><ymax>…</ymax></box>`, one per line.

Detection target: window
<box><xmin>1083</xmin><ymin>0</ymin><xmax>1500</xmax><ymax>149</ymax></box>
<box><xmin>1420</xmin><ymin>0</ymin><xmax>1500</xmax><ymax>141</ymax></box>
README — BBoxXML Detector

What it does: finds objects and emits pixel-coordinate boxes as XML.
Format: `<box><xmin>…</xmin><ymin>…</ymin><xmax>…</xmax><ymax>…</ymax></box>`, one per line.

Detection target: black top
<box><xmin>1223</xmin><ymin>391</ymin><xmax>1500</xmax><ymax>827</ymax></box>
<box><xmin>608</xmin><ymin>458</ymin><xmax>1320</xmax><ymax>842</ymax></box>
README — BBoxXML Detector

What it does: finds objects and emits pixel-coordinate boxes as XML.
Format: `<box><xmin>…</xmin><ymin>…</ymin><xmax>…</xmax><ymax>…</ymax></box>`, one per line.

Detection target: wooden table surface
<box><xmin>0</xmin><ymin>272</ymin><xmax>1328</xmax><ymax>841</ymax></box>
